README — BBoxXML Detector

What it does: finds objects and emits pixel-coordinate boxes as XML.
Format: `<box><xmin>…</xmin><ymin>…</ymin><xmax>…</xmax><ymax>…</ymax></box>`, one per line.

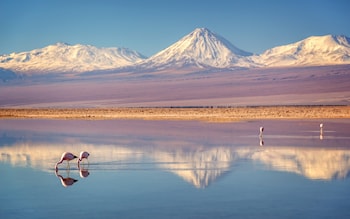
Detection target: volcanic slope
<box><xmin>132</xmin><ymin>28</ymin><xmax>255</xmax><ymax>71</ymax></box>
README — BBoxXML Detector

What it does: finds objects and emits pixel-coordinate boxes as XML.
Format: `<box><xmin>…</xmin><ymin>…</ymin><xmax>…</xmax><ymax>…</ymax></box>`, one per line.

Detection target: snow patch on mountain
<box><xmin>0</xmin><ymin>43</ymin><xmax>146</xmax><ymax>74</ymax></box>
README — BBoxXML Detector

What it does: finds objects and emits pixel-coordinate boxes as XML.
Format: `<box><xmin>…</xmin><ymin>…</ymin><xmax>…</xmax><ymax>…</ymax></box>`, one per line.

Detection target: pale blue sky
<box><xmin>1</xmin><ymin>0</ymin><xmax>350</xmax><ymax>56</ymax></box>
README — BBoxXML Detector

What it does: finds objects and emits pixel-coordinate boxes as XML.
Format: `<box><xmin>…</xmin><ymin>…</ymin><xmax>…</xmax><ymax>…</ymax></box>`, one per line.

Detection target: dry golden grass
<box><xmin>0</xmin><ymin>106</ymin><xmax>349</xmax><ymax>122</ymax></box>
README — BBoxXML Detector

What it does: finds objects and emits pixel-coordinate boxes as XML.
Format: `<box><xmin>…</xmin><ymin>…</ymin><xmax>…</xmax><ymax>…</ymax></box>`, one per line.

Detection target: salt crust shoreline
<box><xmin>1</xmin><ymin>106</ymin><xmax>349</xmax><ymax>122</ymax></box>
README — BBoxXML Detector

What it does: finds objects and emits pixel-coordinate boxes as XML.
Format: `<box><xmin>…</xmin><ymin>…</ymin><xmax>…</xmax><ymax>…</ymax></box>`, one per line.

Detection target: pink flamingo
<box><xmin>78</xmin><ymin>151</ymin><xmax>90</xmax><ymax>168</ymax></box>
<box><xmin>55</xmin><ymin>152</ymin><xmax>77</xmax><ymax>171</ymax></box>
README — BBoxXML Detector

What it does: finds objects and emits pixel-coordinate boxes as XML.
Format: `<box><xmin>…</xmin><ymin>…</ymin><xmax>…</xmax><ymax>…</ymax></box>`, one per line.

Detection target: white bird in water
<box><xmin>55</xmin><ymin>152</ymin><xmax>77</xmax><ymax>171</ymax></box>
<box><xmin>259</xmin><ymin>126</ymin><xmax>264</xmax><ymax>137</ymax></box>
<box><xmin>320</xmin><ymin>123</ymin><xmax>324</xmax><ymax>140</ymax></box>
<box><xmin>78</xmin><ymin>151</ymin><xmax>90</xmax><ymax>168</ymax></box>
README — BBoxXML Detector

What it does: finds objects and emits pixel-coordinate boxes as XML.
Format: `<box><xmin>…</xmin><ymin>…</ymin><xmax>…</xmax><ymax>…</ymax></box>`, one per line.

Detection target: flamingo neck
<box><xmin>55</xmin><ymin>159</ymin><xmax>63</xmax><ymax>169</ymax></box>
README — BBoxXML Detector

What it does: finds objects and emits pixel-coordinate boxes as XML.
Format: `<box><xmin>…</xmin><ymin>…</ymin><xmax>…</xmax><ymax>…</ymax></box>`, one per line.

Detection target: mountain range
<box><xmin>1</xmin><ymin>27</ymin><xmax>350</xmax><ymax>77</ymax></box>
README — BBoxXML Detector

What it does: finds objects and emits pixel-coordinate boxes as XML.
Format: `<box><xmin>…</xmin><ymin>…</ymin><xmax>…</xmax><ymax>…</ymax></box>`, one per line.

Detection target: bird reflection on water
<box><xmin>55</xmin><ymin>170</ymin><xmax>78</xmax><ymax>187</ymax></box>
<box><xmin>79</xmin><ymin>164</ymin><xmax>90</xmax><ymax>178</ymax></box>
<box><xmin>54</xmin><ymin>164</ymin><xmax>90</xmax><ymax>187</ymax></box>
<box><xmin>259</xmin><ymin>136</ymin><xmax>264</xmax><ymax>146</ymax></box>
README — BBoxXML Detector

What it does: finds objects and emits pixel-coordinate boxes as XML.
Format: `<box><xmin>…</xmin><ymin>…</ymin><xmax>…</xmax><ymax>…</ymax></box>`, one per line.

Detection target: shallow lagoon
<box><xmin>1</xmin><ymin>119</ymin><xmax>350</xmax><ymax>219</ymax></box>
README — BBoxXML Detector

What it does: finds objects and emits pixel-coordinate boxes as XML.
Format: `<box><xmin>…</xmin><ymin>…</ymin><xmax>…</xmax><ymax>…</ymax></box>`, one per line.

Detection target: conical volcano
<box><xmin>137</xmin><ymin>27</ymin><xmax>254</xmax><ymax>70</ymax></box>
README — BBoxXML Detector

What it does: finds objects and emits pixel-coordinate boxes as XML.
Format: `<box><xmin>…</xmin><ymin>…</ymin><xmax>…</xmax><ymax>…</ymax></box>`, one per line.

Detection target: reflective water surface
<box><xmin>1</xmin><ymin>119</ymin><xmax>350</xmax><ymax>218</ymax></box>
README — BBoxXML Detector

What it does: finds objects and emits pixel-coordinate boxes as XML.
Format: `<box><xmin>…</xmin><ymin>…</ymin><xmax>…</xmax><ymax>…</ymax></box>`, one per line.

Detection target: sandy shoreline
<box><xmin>0</xmin><ymin>106</ymin><xmax>349</xmax><ymax>122</ymax></box>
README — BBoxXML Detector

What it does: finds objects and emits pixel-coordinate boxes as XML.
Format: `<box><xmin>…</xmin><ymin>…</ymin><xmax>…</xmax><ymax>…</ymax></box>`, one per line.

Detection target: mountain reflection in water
<box><xmin>1</xmin><ymin>142</ymin><xmax>350</xmax><ymax>188</ymax></box>
<box><xmin>1</xmin><ymin>119</ymin><xmax>350</xmax><ymax>188</ymax></box>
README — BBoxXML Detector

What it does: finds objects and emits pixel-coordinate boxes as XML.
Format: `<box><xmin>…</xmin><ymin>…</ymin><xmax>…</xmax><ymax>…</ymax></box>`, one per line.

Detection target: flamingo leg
<box><xmin>79</xmin><ymin>159</ymin><xmax>90</xmax><ymax>169</ymax></box>
<box><xmin>79</xmin><ymin>159</ymin><xmax>87</xmax><ymax>167</ymax></box>
<box><xmin>83</xmin><ymin>159</ymin><xmax>89</xmax><ymax>165</ymax></box>
<box><xmin>82</xmin><ymin>159</ymin><xmax>89</xmax><ymax>165</ymax></box>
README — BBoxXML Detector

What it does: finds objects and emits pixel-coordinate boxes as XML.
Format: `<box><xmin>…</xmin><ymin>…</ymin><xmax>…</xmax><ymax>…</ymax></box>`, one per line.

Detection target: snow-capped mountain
<box><xmin>0</xmin><ymin>42</ymin><xmax>146</xmax><ymax>74</ymax></box>
<box><xmin>135</xmin><ymin>27</ymin><xmax>255</xmax><ymax>70</ymax></box>
<box><xmin>255</xmin><ymin>35</ymin><xmax>350</xmax><ymax>67</ymax></box>
<box><xmin>1</xmin><ymin>28</ymin><xmax>350</xmax><ymax>78</ymax></box>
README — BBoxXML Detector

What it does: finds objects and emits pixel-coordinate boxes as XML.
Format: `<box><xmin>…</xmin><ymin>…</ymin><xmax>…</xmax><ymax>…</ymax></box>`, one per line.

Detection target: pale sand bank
<box><xmin>0</xmin><ymin>106</ymin><xmax>349</xmax><ymax>122</ymax></box>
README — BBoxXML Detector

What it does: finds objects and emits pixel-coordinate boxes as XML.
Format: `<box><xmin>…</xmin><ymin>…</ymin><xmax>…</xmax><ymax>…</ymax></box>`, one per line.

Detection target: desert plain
<box><xmin>1</xmin><ymin>65</ymin><xmax>349</xmax><ymax>121</ymax></box>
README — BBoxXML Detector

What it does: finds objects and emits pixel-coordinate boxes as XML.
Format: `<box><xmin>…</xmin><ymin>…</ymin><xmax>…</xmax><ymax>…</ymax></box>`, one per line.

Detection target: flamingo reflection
<box><xmin>79</xmin><ymin>165</ymin><xmax>90</xmax><ymax>178</ymax></box>
<box><xmin>55</xmin><ymin>170</ymin><xmax>78</xmax><ymax>187</ymax></box>
<box><xmin>55</xmin><ymin>152</ymin><xmax>77</xmax><ymax>171</ymax></box>
<box><xmin>259</xmin><ymin>136</ymin><xmax>264</xmax><ymax>146</ymax></box>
